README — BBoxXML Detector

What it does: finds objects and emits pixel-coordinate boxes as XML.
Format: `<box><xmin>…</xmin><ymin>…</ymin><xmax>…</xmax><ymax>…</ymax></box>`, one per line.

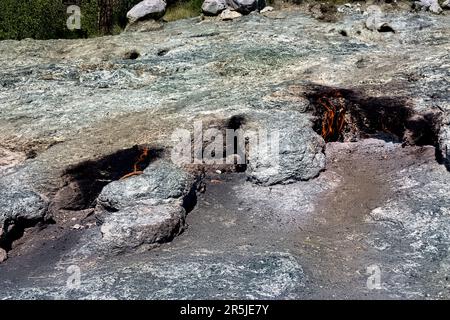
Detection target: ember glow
<box><xmin>120</xmin><ymin>147</ymin><xmax>149</xmax><ymax>180</ymax></box>
<box><xmin>319</xmin><ymin>91</ymin><xmax>346</xmax><ymax>142</ymax></box>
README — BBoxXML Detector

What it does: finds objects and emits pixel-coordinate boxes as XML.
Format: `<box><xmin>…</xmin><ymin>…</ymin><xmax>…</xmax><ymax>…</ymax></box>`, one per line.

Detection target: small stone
<box><xmin>215</xmin><ymin>170</ymin><xmax>222</xmax><ymax>174</ymax></box>
<box><xmin>260</xmin><ymin>6</ymin><xmax>273</xmax><ymax>14</ymax></box>
<box><xmin>72</xmin><ymin>224</ymin><xmax>82</xmax><ymax>230</ymax></box>
<box><xmin>219</xmin><ymin>9</ymin><xmax>243</xmax><ymax>20</ymax></box>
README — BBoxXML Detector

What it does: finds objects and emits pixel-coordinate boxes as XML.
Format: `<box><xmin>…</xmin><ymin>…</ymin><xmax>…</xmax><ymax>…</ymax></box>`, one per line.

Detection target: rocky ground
<box><xmin>0</xmin><ymin>4</ymin><xmax>450</xmax><ymax>299</ymax></box>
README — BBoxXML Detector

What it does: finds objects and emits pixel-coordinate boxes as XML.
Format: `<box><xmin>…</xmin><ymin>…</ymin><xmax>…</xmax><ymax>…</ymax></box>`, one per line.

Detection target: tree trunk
<box><xmin>98</xmin><ymin>0</ymin><xmax>114</xmax><ymax>35</ymax></box>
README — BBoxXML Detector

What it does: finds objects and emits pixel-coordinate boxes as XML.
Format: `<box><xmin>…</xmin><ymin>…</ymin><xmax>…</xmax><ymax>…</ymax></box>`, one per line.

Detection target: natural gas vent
<box><xmin>51</xmin><ymin>146</ymin><xmax>163</xmax><ymax>212</ymax></box>
<box><xmin>306</xmin><ymin>86</ymin><xmax>441</xmax><ymax>147</ymax></box>
<box><xmin>378</xmin><ymin>24</ymin><xmax>395</xmax><ymax>33</ymax></box>
<box><xmin>226</xmin><ymin>115</ymin><xmax>246</xmax><ymax>130</ymax></box>
<box><xmin>0</xmin><ymin>217</ymin><xmax>54</xmax><ymax>252</ymax></box>
<box><xmin>157</xmin><ymin>49</ymin><xmax>169</xmax><ymax>56</ymax></box>
<box><xmin>183</xmin><ymin>115</ymin><xmax>248</xmax><ymax>176</ymax></box>
<box><xmin>123</xmin><ymin>50</ymin><xmax>140</xmax><ymax>60</ymax></box>
<box><xmin>226</xmin><ymin>115</ymin><xmax>248</xmax><ymax>172</ymax></box>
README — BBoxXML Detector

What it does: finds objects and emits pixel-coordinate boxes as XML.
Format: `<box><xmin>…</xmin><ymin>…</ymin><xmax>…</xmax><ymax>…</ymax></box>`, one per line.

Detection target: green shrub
<box><xmin>164</xmin><ymin>0</ymin><xmax>204</xmax><ymax>22</ymax></box>
<box><xmin>0</xmin><ymin>0</ymin><xmax>67</xmax><ymax>40</ymax></box>
<box><xmin>0</xmin><ymin>0</ymin><xmax>142</xmax><ymax>40</ymax></box>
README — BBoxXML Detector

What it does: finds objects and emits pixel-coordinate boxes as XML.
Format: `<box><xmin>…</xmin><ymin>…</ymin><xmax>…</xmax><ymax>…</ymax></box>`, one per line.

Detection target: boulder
<box><xmin>202</xmin><ymin>0</ymin><xmax>227</xmax><ymax>16</ymax></box>
<box><xmin>97</xmin><ymin>160</ymin><xmax>193</xmax><ymax>211</ymax></box>
<box><xmin>0</xmin><ymin>177</ymin><xmax>48</xmax><ymax>258</ymax></box>
<box><xmin>414</xmin><ymin>0</ymin><xmax>443</xmax><ymax>14</ymax></box>
<box><xmin>99</xmin><ymin>203</ymin><xmax>186</xmax><ymax>250</ymax></box>
<box><xmin>126</xmin><ymin>0</ymin><xmax>167</xmax><ymax>24</ymax></box>
<box><xmin>96</xmin><ymin>160</ymin><xmax>194</xmax><ymax>251</ymax></box>
<box><xmin>0</xmin><ymin>181</ymin><xmax>48</xmax><ymax>230</ymax></box>
<box><xmin>226</xmin><ymin>0</ymin><xmax>265</xmax><ymax>15</ymax></box>
<box><xmin>246</xmin><ymin>112</ymin><xmax>326</xmax><ymax>186</ymax></box>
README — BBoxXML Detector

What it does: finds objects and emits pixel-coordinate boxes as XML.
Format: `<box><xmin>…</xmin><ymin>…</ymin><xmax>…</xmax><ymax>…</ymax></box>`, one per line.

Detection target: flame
<box><xmin>319</xmin><ymin>91</ymin><xmax>346</xmax><ymax>142</ymax></box>
<box><xmin>120</xmin><ymin>147</ymin><xmax>149</xmax><ymax>180</ymax></box>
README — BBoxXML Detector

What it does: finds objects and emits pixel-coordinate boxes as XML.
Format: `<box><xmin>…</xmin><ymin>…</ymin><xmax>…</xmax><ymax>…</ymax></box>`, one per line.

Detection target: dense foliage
<box><xmin>0</xmin><ymin>0</ymin><xmax>142</xmax><ymax>40</ymax></box>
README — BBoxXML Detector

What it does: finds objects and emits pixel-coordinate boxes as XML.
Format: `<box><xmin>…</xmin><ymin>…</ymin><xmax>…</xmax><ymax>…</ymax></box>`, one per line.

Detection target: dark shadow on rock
<box><xmin>0</xmin><ymin>218</ymin><xmax>55</xmax><ymax>252</ymax></box>
<box><xmin>305</xmin><ymin>84</ymin><xmax>444</xmax><ymax>167</ymax></box>
<box><xmin>54</xmin><ymin>146</ymin><xmax>164</xmax><ymax>211</ymax></box>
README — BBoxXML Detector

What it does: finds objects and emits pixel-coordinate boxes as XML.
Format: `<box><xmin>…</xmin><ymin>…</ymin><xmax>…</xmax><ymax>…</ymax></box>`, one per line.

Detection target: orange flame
<box><xmin>120</xmin><ymin>147</ymin><xmax>149</xmax><ymax>180</ymax></box>
<box><xmin>319</xmin><ymin>91</ymin><xmax>346</xmax><ymax>142</ymax></box>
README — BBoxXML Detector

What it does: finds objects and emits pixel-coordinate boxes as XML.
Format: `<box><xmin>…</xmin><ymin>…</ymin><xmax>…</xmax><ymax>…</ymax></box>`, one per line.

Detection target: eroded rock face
<box><xmin>126</xmin><ymin>0</ymin><xmax>167</xmax><ymax>24</ymax></box>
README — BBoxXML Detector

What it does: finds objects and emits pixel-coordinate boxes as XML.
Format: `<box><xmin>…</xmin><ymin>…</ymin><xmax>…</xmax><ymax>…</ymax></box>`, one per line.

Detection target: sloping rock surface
<box><xmin>0</xmin><ymin>7</ymin><xmax>449</xmax><ymax>299</ymax></box>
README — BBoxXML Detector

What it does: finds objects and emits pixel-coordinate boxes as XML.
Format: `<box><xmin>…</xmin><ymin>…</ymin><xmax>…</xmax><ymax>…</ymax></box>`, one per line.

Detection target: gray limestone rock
<box><xmin>226</xmin><ymin>0</ymin><xmax>262</xmax><ymax>15</ymax></box>
<box><xmin>0</xmin><ymin>179</ymin><xmax>48</xmax><ymax>231</ymax></box>
<box><xmin>97</xmin><ymin>160</ymin><xmax>193</xmax><ymax>211</ymax></box>
<box><xmin>414</xmin><ymin>0</ymin><xmax>443</xmax><ymax>14</ymax></box>
<box><xmin>126</xmin><ymin>0</ymin><xmax>167</xmax><ymax>24</ymax></box>
<box><xmin>95</xmin><ymin>160</ymin><xmax>194</xmax><ymax>252</ymax></box>
<box><xmin>246</xmin><ymin>112</ymin><xmax>326</xmax><ymax>185</ymax></box>
<box><xmin>202</xmin><ymin>0</ymin><xmax>227</xmax><ymax>16</ymax></box>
